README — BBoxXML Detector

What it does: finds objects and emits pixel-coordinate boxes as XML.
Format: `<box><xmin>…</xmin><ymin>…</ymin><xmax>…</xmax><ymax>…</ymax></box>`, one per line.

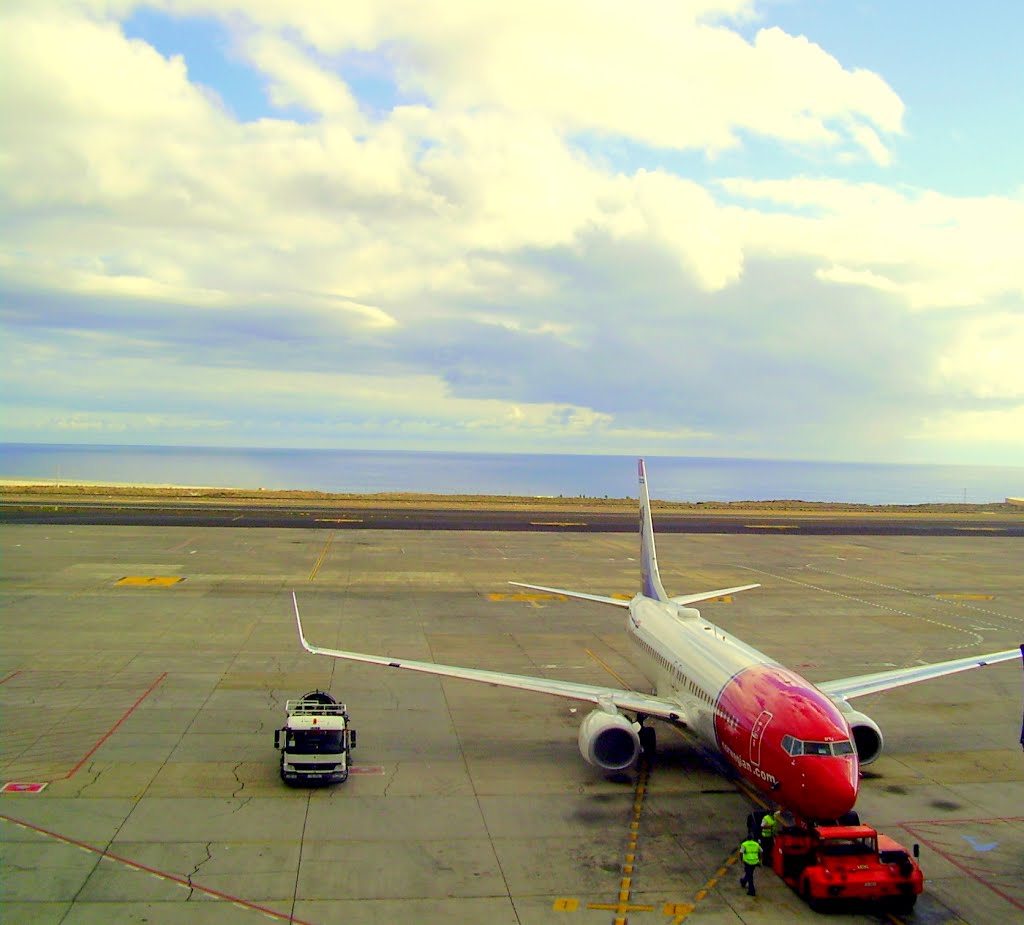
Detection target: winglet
<box><xmin>292</xmin><ymin>591</ymin><xmax>313</xmax><ymax>653</ymax></box>
<box><xmin>1019</xmin><ymin>644</ymin><xmax>1023</xmax><ymax>752</ymax></box>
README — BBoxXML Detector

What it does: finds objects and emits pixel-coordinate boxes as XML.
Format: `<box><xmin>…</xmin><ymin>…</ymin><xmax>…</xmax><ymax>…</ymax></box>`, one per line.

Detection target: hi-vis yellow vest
<box><xmin>741</xmin><ymin>839</ymin><xmax>762</xmax><ymax>865</ymax></box>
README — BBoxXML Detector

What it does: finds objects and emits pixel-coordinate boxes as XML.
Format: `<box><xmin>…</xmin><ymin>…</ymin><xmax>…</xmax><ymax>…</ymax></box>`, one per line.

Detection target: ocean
<box><xmin>1</xmin><ymin>443</ymin><xmax>1021</xmax><ymax>506</ymax></box>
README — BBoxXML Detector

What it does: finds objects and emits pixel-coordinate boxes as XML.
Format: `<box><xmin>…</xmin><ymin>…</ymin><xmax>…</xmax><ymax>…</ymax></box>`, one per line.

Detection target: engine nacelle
<box><xmin>578</xmin><ymin>706</ymin><xmax>641</xmax><ymax>771</ymax></box>
<box><xmin>844</xmin><ymin>709</ymin><xmax>884</xmax><ymax>766</ymax></box>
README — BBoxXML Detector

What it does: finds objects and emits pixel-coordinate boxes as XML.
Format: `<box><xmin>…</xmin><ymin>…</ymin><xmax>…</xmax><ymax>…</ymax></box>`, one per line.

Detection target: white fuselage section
<box><xmin>624</xmin><ymin>594</ymin><xmax>775</xmax><ymax>745</ymax></box>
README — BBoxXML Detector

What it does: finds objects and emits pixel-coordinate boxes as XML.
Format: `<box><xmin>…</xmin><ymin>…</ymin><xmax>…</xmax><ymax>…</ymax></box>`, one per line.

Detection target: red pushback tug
<box><xmin>757</xmin><ymin>811</ymin><xmax>923</xmax><ymax>914</ymax></box>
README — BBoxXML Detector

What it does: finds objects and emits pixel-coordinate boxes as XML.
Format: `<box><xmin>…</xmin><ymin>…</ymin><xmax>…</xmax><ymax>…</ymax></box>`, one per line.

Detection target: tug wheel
<box><xmin>801</xmin><ymin>879</ymin><xmax>826</xmax><ymax>914</ymax></box>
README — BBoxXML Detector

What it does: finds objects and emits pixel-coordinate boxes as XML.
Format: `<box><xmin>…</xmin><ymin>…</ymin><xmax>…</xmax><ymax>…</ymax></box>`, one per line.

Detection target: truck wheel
<box><xmin>836</xmin><ymin>810</ymin><xmax>860</xmax><ymax>826</ymax></box>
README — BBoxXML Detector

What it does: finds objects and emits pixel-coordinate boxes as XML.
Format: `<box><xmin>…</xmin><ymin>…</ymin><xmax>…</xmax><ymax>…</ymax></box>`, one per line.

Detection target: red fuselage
<box><xmin>714</xmin><ymin>664</ymin><xmax>859</xmax><ymax>820</ymax></box>
<box><xmin>628</xmin><ymin>597</ymin><xmax>859</xmax><ymax>821</ymax></box>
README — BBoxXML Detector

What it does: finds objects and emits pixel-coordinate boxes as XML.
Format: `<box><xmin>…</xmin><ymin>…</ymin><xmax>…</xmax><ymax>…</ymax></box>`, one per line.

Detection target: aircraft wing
<box><xmin>819</xmin><ymin>646</ymin><xmax>1022</xmax><ymax>701</ymax></box>
<box><xmin>292</xmin><ymin>593</ymin><xmax>686</xmax><ymax>722</ymax></box>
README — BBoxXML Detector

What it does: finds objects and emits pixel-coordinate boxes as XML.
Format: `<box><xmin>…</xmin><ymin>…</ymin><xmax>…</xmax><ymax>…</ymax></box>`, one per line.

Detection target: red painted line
<box><xmin>0</xmin><ymin>670</ymin><xmax>24</xmax><ymax>686</ymax></box>
<box><xmin>60</xmin><ymin>672</ymin><xmax>168</xmax><ymax>780</ymax></box>
<box><xmin>0</xmin><ymin>813</ymin><xmax>318</xmax><ymax>924</ymax></box>
<box><xmin>902</xmin><ymin>815</ymin><xmax>1024</xmax><ymax>826</ymax></box>
<box><xmin>901</xmin><ymin>819</ymin><xmax>1024</xmax><ymax>912</ymax></box>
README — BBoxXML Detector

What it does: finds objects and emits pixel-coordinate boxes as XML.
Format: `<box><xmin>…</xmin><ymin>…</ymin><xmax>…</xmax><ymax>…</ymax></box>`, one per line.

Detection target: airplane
<box><xmin>292</xmin><ymin>459</ymin><xmax>1021</xmax><ymax>822</ymax></box>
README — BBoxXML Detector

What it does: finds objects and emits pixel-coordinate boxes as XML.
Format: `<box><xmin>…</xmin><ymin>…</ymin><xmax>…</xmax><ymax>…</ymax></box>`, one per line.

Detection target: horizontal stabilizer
<box><xmin>671</xmin><ymin>584</ymin><xmax>760</xmax><ymax>606</ymax></box>
<box><xmin>508</xmin><ymin>581</ymin><xmax>630</xmax><ymax>608</ymax></box>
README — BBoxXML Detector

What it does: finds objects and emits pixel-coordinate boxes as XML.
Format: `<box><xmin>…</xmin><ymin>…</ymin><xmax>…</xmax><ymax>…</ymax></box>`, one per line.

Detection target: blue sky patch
<box><xmin>123</xmin><ymin>8</ymin><xmax>269</xmax><ymax>122</ymax></box>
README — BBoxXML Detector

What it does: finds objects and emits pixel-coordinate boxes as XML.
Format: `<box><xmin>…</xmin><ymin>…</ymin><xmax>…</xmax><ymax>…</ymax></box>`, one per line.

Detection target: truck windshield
<box><xmin>287</xmin><ymin>730</ymin><xmax>345</xmax><ymax>754</ymax></box>
<box><xmin>820</xmin><ymin>836</ymin><xmax>876</xmax><ymax>856</ymax></box>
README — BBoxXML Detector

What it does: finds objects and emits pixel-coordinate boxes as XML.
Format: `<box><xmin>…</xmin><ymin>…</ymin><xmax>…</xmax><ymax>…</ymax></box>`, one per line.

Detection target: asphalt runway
<box><xmin>2</xmin><ymin>497</ymin><xmax>1023</xmax><ymax>535</ymax></box>
<box><xmin>1</xmin><ymin>522</ymin><xmax>1022</xmax><ymax>924</ymax></box>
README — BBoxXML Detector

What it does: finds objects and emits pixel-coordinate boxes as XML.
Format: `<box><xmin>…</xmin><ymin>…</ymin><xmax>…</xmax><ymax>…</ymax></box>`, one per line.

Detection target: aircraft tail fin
<box><xmin>509</xmin><ymin>460</ymin><xmax>758</xmax><ymax>609</ymax></box>
<box><xmin>638</xmin><ymin>459</ymin><xmax>670</xmax><ymax>602</ymax></box>
<box><xmin>638</xmin><ymin>461</ymin><xmax>759</xmax><ymax>606</ymax></box>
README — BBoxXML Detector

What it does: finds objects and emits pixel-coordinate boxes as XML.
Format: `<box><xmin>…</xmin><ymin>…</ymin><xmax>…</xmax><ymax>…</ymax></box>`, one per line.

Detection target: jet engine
<box><xmin>844</xmin><ymin>709</ymin><xmax>884</xmax><ymax>765</ymax></box>
<box><xmin>578</xmin><ymin>705</ymin><xmax>641</xmax><ymax>771</ymax></box>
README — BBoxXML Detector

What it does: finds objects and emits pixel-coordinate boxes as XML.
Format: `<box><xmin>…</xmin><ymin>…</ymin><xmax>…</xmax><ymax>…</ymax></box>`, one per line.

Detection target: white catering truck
<box><xmin>274</xmin><ymin>691</ymin><xmax>356</xmax><ymax>784</ymax></box>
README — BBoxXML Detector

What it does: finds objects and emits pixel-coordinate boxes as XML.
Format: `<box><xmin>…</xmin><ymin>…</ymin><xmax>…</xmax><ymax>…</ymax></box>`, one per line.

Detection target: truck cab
<box><xmin>274</xmin><ymin>691</ymin><xmax>355</xmax><ymax>785</ymax></box>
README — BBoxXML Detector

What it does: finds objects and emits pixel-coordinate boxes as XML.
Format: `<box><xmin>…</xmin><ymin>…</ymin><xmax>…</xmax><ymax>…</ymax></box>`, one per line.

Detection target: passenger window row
<box><xmin>637</xmin><ymin>637</ymin><xmax>714</xmax><ymax>705</ymax></box>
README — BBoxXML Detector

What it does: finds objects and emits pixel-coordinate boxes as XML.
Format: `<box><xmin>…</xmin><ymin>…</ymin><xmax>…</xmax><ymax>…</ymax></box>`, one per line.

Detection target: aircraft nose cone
<box><xmin>799</xmin><ymin>758</ymin><xmax>859</xmax><ymax>821</ymax></box>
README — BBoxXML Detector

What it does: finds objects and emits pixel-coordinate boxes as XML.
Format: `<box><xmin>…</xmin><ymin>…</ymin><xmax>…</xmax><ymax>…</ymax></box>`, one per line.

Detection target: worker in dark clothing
<box><xmin>739</xmin><ymin>836</ymin><xmax>763</xmax><ymax>896</ymax></box>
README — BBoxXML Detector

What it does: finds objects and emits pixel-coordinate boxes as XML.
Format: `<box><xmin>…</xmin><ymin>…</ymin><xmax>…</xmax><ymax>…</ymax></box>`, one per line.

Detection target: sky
<box><xmin>1</xmin><ymin>0</ymin><xmax>1022</xmax><ymax>465</ymax></box>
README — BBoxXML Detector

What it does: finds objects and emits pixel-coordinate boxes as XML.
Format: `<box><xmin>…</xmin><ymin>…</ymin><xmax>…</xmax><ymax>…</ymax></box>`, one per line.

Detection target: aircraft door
<box><xmin>750</xmin><ymin>710</ymin><xmax>772</xmax><ymax>767</ymax></box>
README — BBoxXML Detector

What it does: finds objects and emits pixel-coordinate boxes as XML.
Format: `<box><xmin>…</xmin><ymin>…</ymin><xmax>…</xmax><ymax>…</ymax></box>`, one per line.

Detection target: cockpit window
<box><xmin>803</xmin><ymin>741</ymin><xmax>833</xmax><ymax>756</ymax></box>
<box><xmin>782</xmin><ymin>735</ymin><xmax>855</xmax><ymax>757</ymax></box>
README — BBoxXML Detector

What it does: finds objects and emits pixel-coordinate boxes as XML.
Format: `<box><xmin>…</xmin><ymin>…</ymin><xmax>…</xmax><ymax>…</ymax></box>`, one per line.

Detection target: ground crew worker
<box><xmin>739</xmin><ymin>835</ymin><xmax>763</xmax><ymax>896</ymax></box>
<box><xmin>760</xmin><ymin>810</ymin><xmax>777</xmax><ymax>858</ymax></box>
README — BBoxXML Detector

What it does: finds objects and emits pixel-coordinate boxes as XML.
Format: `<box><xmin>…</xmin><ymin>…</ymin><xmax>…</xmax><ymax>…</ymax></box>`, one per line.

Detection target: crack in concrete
<box><xmin>72</xmin><ymin>762</ymin><xmax>104</xmax><ymax>796</ymax></box>
<box><xmin>231</xmin><ymin>761</ymin><xmax>247</xmax><ymax>800</ymax></box>
<box><xmin>185</xmin><ymin>841</ymin><xmax>213</xmax><ymax>901</ymax></box>
<box><xmin>382</xmin><ymin>761</ymin><xmax>400</xmax><ymax>797</ymax></box>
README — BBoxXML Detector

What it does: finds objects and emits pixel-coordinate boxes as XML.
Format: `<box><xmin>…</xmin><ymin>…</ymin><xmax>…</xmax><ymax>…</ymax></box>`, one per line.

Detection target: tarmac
<box><xmin>1</xmin><ymin>521</ymin><xmax>1022</xmax><ymax>924</ymax></box>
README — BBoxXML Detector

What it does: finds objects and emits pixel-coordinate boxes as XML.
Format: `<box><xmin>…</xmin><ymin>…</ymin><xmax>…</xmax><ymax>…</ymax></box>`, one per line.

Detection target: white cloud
<box><xmin>629</xmin><ymin>170</ymin><xmax>746</xmax><ymax>290</ymax></box>
<box><xmin>0</xmin><ymin>3</ymin><xmax>909</xmax><ymax>313</ymax></box>
<box><xmin>48</xmin><ymin>411</ymin><xmax>230</xmax><ymax>433</ymax></box>
<box><xmin>0</xmin><ymin>2</ymin><xmax>1020</xmax><ymax>465</ymax></box>
<box><xmin>816</xmin><ymin>264</ymin><xmax>901</xmax><ymax>294</ymax></box>
<box><xmin>910</xmin><ymin>405</ymin><xmax>1024</xmax><ymax>452</ymax></box>
<box><xmin>251</xmin><ymin>2</ymin><xmax>901</xmax><ymax>160</ymax></box>
<box><xmin>934</xmin><ymin>313</ymin><xmax>1024</xmax><ymax>400</ymax></box>
<box><xmin>722</xmin><ymin>178</ymin><xmax>1024</xmax><ymax>309</ymax></box>
<box><xmin>242</xmin><ymin>32</ymin><xmax>364</xmax><ymax>122</ymax></box>
<box><xmin>58</xmin><ymin>0</ymin><xmax>901</xmax><ymax>160</ymax></box>
<box><xmin>848</xmin><ymin>124</ymin><xmax>892</xmax><ymax>168</ymax></box>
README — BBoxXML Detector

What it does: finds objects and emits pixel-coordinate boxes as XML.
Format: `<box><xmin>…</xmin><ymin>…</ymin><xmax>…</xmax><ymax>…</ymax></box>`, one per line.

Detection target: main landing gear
<box><xmin>638</xmin><ymin>722</ymin><xmax>657</xmax><ymax>758</ymax></box>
